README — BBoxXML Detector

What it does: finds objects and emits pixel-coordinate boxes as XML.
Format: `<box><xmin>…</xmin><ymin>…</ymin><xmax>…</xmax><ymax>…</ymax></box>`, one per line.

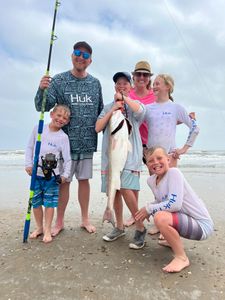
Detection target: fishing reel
<box><xmin>41</xmin><ymin>153</ymin><xmax>61</xmax><ymax>184</ymax></box>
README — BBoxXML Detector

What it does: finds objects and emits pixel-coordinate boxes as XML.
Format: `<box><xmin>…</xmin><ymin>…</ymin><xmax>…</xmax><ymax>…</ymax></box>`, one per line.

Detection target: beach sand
<box><xmin>0</xmin><ymin>166</ymin><xmax>225</xmax><ymax>300</ymax></box>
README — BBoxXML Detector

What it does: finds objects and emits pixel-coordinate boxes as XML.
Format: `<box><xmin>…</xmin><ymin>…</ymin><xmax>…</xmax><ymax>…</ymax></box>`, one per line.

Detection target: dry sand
<box><xmin>0</xmin><ymin>167</ymin><xmax>225</xmax><ymax>300</ymax></box>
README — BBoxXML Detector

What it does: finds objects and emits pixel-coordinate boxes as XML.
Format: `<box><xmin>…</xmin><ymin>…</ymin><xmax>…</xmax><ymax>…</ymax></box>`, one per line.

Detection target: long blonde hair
<box><xmin>157</xmin><ymin>74</ymin><xmax>174</xmax><ymax>101</ymax></box>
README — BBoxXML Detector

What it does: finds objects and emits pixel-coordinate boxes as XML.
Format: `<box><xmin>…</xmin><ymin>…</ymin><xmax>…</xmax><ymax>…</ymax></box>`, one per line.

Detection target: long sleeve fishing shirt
<box><xmin>35</xmin><ymin>71</ymin><xmax>104</xmax><ymax>156</ymax></box>
<box><xmin>146</xmin><ymin>168</ymin><xmax>214</xmax><ymax>239</ymax></box>
<box><xmin>144</xmin><ymin>100</ymin><xmax>199</xmax><ymax>153</ymax></box>
<box><xmin>25</xmin><ymin>124</ymin><xmax>71</xmax><ymax>178</ymax></box>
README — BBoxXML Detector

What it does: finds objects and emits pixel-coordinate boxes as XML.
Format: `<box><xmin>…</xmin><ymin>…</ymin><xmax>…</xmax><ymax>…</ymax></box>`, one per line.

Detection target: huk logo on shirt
<box><xmin>163</xmin><ymin>111</ymin><xmax>171</xmax><ymax>115</ymax></box>
<box><xmin>70</xmin><ymin>94</ymin><xmax>92</xmax><ymax>105</ymax></box>
<box><xmin>48</xmin><ymin>142</ymin><xmax>57</xmax><ymax>148</ymax></box>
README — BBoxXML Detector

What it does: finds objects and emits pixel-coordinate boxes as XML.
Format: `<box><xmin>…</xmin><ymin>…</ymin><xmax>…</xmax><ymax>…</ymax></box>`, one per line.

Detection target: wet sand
<box><xmin>0</xmin><ymin>167</ymin><xmax>225</xmax><ymax>299</ymax></box>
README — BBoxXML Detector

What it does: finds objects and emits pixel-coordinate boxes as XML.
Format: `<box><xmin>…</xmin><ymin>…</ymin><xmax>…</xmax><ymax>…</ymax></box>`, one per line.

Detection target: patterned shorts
<box><xmin>172</xmin><ymin>212</ymin><xmax>203</xmax><ymax>240</ymax></box>
<box><xmin>32</xmin><ymin>176</ymin><xmax>59</xmax><ymax>208</ymax></box>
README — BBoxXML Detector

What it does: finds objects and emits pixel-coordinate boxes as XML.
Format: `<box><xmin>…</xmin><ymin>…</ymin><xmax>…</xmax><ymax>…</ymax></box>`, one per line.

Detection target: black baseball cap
<box><xmin>113</xmin><ymin>72</ymin><xmax>131</xmax><ymax>84</ymax></box>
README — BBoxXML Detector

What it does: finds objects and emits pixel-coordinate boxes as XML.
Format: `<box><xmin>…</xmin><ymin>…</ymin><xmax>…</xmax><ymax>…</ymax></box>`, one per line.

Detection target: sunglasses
<box><xmin>73</xmin><ymin>49</ymin><xmax>91</xmax><ymax>60</ymax></box>
<box><xmin>134</xmin><ymin>72</ymin><xmax>150</xmax><ymax>78</ymax></box>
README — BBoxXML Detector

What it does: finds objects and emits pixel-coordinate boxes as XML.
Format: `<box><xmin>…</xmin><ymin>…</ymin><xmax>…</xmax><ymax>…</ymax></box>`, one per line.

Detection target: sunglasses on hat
<box><xmin>73</xmin><ymin>49</ymin><xmax>91</xmax><ymax>60</ymax></box>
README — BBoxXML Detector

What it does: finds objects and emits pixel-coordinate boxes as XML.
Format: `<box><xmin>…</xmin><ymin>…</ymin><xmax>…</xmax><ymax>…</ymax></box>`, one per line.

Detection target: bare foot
<box><xmin>148</xmin><ymin>225</ymin><xmax>160</xmax><ymax>235</ymax></box>
<box><xmin>80</xmin><ymin>223</ymin><xmax>96</xmax><ymax>233</ymax></box>
<box><xmin>124</xmin><ymin>216</ymin><xmax>135</xmax><ymax>227</ymax></box>
<box><xmin>43</xmin><ymin>233</ymin><xmax>53</xmax><ymax>243</ymax></box>
<box><xmin>162</xmin><ymin>256</ymin><xmax>190</xmax><ymax>273</ymax></box>
<box><xmin>158</xmin><ymin>239</ymin><xmax>171</xmax><ymax>247</ymax></box>
<box><xmin>51</xmin><ymin>225</ymin><xmax>64</xmax><ymax>237</ymax></box>
<box><xmin>29</xmin><ymin>228</ymin><xmax>43</xmax><ymax>239</ymax></box>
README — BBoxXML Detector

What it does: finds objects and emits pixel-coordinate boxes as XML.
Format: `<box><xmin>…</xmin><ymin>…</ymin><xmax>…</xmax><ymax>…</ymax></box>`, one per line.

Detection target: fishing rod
<box><xmin>23</xmin><ymin>0</ymin><xmax>61</xmax><ymax>243</ymax></box>
<box><xmin>121</xmin><ymin>93</ymin><xmax>128</xmax><ymax>118</ymax></box>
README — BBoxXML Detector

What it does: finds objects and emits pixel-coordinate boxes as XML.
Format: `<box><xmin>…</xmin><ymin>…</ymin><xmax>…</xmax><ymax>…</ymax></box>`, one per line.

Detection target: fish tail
<box><xmin>102</xmin><ymin>208</ymin><xmax>115</xmax><ymax>227</ymax></box>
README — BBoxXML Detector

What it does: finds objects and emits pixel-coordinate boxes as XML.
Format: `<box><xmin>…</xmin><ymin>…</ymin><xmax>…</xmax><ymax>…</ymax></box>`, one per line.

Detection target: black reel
<box><xmin>41</xmin><ymin>153</ymin><xmax>61</xmax><ymax>183</ymax></box>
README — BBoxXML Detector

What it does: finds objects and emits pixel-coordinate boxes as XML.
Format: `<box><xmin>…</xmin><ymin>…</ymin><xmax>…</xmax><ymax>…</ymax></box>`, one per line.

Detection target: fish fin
<box><xmin>102</xmin><ymin>207</ymin><xmax>115</xmax><ymax>227</ymax></box>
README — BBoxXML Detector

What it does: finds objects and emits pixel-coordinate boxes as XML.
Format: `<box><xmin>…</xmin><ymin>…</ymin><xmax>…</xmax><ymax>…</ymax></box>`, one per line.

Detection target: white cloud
<box><xmin>0</xmin><ymin>0</ymin><xmax>225</xmax><ymax>150</ymax></box>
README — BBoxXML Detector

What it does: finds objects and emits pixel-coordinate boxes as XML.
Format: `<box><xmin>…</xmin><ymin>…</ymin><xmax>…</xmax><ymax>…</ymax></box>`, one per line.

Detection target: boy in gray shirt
<box><xmin>96</xmin><ymin>72</ymin><xmax>146</xmax><ymax>249</ymax></box>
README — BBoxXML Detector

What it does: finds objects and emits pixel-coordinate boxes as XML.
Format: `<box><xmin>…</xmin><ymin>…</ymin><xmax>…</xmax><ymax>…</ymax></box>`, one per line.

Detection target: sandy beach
<box><xmin>0</xmin><ymin>156</ymin><xmax>225</xmax><ymax>299</ymax></box>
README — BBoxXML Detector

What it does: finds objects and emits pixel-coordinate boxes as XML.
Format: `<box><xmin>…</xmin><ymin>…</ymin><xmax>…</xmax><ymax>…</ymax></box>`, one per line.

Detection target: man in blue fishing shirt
<box><xmin>35</xmin><ymin>41</ymin><xmax>104</xmax><ymax>235</ymax></box>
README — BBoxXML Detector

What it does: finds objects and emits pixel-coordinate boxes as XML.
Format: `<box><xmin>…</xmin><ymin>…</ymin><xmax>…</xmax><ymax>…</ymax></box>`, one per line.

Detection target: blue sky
<box><xmin>1</xmin><ymin>0</ymin><xmax>225</xmax><ymax>150</ymax></box>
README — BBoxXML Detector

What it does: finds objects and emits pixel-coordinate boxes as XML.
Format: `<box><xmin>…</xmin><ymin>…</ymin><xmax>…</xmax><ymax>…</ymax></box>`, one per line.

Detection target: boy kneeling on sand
<box><xmin>25</xmin><ymin>104</ymin><xmax>71</xmax><ymax>243</ymax></box>
<box><xmin>135</xmin><ymin>146</ymin><xmax>214</xmax><ymax>273</ymax></box>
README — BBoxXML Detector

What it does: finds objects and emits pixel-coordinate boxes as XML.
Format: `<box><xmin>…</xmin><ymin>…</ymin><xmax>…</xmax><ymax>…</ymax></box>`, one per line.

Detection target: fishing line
<box><xmin>163</xmin><ymin>0</ymin><xmax>214</xmax><ymax>103</ymax></box>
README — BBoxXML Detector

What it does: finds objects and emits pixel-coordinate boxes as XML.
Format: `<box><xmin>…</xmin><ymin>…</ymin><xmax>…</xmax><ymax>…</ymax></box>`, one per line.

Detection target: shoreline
<box><xmin>1</xmin><ymin>166</ymin><xmax>224</xmax><ymax>220</ymax></box>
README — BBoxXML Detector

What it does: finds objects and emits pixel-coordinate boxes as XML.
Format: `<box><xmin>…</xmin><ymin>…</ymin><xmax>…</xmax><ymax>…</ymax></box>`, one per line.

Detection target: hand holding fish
<box><xmin>115</xmin><ymin>93</ymin><xmax>142</xmax><ymax>113</ymax></box>
<box><xmin>113</xmin><ymin>97</ymin><xmax>124</xmax><ymax>111</ymax></box>
<box><xmin>95</xmin><ymin>101</ymin><xmax>125</xmax><ymax>133</ymax></box>
<box><xmin>114</xmin><ymin>92</ymin><xmax>125</xmax><ymax>102</ymax></box>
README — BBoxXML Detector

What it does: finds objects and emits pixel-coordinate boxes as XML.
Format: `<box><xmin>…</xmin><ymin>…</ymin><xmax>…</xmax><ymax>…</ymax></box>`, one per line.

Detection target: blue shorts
<box><xmin>101</xmin><ymin>169</ymin><xmax>140</xmax><ymax>193</ymax></box>
<box><xmin>32</xmin><ymin>176</ymin><xmax>59</xmax><ymax>208</ymax></box>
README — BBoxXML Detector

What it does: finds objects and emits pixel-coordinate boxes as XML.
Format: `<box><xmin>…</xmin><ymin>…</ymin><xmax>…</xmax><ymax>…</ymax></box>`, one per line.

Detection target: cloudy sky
<box><xmin>1</xmin><ymin>0</ymin><xmax>225</xmax><ymax>151</ymax></box>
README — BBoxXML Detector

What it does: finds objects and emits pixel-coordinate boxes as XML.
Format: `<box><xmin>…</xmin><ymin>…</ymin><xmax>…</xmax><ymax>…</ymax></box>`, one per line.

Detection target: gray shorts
<box><xmin>68</xmin><ymin>159</ymin><xmax>93</xmax><ymax>181</ymax></box>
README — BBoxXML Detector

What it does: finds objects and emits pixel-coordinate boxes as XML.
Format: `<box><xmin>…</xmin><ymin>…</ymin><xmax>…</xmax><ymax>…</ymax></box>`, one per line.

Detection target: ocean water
<box><xmin>0</xmin><ymin>149</ymin><xmax>225</xmax><ymax>170</ymax></box>
<box><xmin>0</xmin><ymin>150</ymin><xmax>225</xmax><ymax>216</ymax></box>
